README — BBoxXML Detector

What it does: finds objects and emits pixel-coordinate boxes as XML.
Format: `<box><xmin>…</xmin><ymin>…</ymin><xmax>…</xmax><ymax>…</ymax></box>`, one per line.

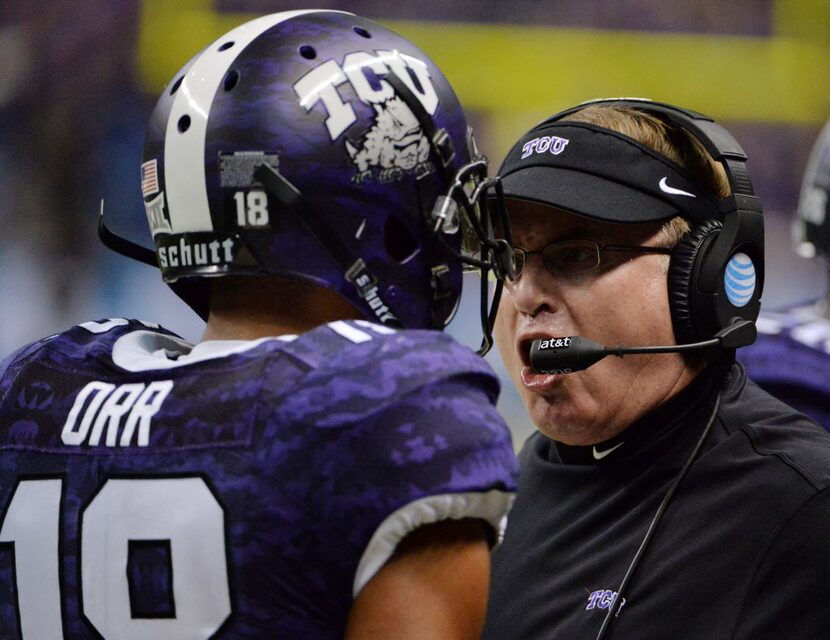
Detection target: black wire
<box><xmin>97</xmin><ymin>201</ymin><xmax>158</xmax><ymax>268</ymax></box>
<box><xmin>595</xmin><ymin>388</ymin><xmax>723</xmax><ymax>640</ymax></box>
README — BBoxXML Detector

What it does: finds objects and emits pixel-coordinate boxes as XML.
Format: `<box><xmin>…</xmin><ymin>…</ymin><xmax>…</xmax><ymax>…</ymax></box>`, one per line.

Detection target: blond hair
<box><xmin>561</xmin><ymin>104</ymin><xmax>730</xmax><ymax>249</ymax></box>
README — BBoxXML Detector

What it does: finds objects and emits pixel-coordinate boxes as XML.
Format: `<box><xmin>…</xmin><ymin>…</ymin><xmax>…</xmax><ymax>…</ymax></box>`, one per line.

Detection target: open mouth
<box><xmin>516</xmin><ymin>334</ymin><xmax>564</xmax><ymax>391</ymax></box>
<box><xmin>519</xmin><ymin>337</ymin><xmax>535</xmax><ymax>368</ymax></box>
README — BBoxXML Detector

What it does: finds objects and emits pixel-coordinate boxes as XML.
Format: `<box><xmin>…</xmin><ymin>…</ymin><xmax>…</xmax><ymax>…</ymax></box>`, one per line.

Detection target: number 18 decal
<box><xmin>0</xmin><ymin>477</ymin><xmax>231</xmax><ymax>639</ymax></box>
<box><xmin>233</xmin><ymin>190</ymin><xmax>269</xmax><ymax>227</ymax></box>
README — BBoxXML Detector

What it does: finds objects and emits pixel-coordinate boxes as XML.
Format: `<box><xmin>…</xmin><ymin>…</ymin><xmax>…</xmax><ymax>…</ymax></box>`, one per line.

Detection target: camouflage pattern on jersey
<box><xmin>738</xmin><ymin>306</ymin><xmax>830</xmax><ymax>430</ymax></box>
<box><xmin>0</xmin><ymin>319</ymin><xmax>517</xmax><ymax>639</ymax></box>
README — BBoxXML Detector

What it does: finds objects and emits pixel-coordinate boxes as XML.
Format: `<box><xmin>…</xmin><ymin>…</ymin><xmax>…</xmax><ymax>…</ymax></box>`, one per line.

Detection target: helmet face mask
<box><xmin>132</xmin><ymin>10</ymin><xmax>509</xmax><ymax>348</ymax></box>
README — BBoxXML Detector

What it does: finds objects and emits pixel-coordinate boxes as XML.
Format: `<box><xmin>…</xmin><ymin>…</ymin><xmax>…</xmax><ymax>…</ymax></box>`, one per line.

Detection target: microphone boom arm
<box><xmin>530</xmin><ymin>319</ymin><xmax>757</xmax><ymax>374</ymax></box>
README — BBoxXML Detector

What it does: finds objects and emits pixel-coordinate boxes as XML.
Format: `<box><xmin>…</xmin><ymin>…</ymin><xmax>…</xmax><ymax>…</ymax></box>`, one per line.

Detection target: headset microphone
<box><xmin>529</xmin><ymin>319</ymin><xmax>757</xmax><ymax>374</ymax></box>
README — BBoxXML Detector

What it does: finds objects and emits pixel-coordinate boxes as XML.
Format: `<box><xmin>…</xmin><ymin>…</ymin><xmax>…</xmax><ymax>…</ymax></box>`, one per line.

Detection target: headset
<box><xmin>537</xmin><ymin>98</ymin><xmax>764</xmax><ymax>348</ymax></box>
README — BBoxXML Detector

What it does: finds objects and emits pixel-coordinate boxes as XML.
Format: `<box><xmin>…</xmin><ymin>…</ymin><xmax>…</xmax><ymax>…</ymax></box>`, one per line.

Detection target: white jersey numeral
<box><xmin>0</xmin><ymin>477</ymin><xmax>230</xmax><ymax>639</ymax></box>
<box><xmin>0</xmin><ymin>480</ymin><xmax>64</xmax><ymax>640</ymax></box>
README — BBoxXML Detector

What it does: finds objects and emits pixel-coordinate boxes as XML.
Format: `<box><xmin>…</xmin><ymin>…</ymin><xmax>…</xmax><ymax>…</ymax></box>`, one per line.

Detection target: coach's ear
<box><xmin>344</xmin><ymin>518</ymin><xmax>491</xmax><ymax>640</ymax></box>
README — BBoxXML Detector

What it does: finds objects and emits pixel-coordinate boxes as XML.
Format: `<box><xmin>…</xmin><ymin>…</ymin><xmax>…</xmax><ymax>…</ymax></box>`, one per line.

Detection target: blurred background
<box><xmin>1</xmin><ymin>0</ymin><xmax>828</xmax><ymax>445</ymax></box>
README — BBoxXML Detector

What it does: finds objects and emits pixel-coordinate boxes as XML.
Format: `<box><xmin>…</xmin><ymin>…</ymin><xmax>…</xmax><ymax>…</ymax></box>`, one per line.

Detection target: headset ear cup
<box><xmin>668</xmin><ymin>218</ymin><xmax>724</xmax><ymax>344</ymax></box>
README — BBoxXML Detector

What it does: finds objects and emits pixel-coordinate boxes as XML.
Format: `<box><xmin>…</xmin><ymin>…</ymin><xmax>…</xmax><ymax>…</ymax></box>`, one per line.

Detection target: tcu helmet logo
<box><xmin>293</xmin><ymin>50</ymin><xmax>439</xmax><ymax>183</ymax></box>
<box><xmin>345</xmin><ymin>96</ymin><xmax>432</xmax><ymax>183</ymax></box>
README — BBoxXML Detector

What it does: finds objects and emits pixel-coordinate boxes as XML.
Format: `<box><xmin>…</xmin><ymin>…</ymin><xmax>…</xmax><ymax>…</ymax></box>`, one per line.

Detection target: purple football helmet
<box><xmin>794</xmin><ymin>119</ymin><xmax>830</xmax><ymax>262</ymax></box>
<box><xmin>109</xmin><ymin>10</ymin><xmax>512</xmax><ymax>351</ymax></box>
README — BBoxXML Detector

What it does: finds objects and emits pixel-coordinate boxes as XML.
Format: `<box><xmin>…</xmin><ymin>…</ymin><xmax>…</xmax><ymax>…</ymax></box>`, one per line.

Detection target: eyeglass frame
<box><xmin>508</xmin><ymin>238</ymin><xmax>674</xmax><ymax>281</ymax></box>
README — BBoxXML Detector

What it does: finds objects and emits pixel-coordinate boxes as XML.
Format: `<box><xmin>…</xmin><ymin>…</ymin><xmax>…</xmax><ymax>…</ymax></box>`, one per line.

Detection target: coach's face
<box><xmin>495</xmin><ymin>199</ymin><xmax>702</xmax><ymax>445</ymax></box>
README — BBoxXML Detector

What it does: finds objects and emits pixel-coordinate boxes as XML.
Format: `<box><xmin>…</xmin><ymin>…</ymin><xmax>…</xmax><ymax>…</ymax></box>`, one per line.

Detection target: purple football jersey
<box><xmin>0</xmin><ymin>318</ymin><xmax>517</xmax><ymax>639</ymax></box>
<box><xmin>738</xmin><ymin>305</ymin><xmax>830</xmax><ymax>430</ymax></box>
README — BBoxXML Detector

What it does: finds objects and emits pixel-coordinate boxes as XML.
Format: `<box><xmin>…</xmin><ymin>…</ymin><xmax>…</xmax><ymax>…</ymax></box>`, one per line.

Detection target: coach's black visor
<box><xmin>497</xmin><ymin>122</ymin><xmax>721</xmax><ymax>224</ymax></box>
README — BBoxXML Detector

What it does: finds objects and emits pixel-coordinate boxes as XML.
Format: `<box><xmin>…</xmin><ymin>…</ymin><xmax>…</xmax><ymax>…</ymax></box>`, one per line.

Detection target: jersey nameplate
<box><xmin>61</xmin><ymin>380</ymin><xmax>173</xmax><ymax>447</ymax></box>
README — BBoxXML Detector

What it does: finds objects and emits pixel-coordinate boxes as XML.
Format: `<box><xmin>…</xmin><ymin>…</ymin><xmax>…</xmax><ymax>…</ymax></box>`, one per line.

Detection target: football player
<box><xmin>0</xmin><ymin>11</ymin><xmax>518</xmax><ymax>639</ymax></box>
<box><xmin>738</xmin><ymin>120</ymin><xmax>830</xmax><ymax>430</ymax></box>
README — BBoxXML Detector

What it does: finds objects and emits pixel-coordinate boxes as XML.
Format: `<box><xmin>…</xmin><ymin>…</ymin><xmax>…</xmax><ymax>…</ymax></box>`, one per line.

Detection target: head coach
<box><xmin>482</xmin><ymin>99</ymin><xmax>830</xmax><ymax>640</ymax></box>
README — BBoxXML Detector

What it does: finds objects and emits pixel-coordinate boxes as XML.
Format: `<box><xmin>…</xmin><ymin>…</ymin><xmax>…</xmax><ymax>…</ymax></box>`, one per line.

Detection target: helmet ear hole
<box><xmin>385</xmin><ymin>216</ymin><xmax>419</xmax><ymax>263</ymax></box>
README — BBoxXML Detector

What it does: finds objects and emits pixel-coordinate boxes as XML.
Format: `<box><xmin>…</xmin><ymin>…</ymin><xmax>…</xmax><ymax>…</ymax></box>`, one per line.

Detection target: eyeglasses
<box><xmin>508</xmin><ymin>239</ymin><xmax>673</xmax><ymax>282</ymax></box>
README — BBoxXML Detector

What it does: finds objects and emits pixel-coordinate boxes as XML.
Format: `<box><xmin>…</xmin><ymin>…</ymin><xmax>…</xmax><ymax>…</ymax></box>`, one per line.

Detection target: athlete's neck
<box><xmin>200</xmin><ymin>275</ymin><xmax>362</xmax><ymax>342</ymax></box>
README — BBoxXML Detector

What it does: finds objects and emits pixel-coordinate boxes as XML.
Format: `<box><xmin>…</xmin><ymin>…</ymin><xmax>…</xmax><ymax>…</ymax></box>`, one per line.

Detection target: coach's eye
<box><xmin>543</xmin><ymin>240</ymin><xmax>600</xmax><ymax>275</ymax></box>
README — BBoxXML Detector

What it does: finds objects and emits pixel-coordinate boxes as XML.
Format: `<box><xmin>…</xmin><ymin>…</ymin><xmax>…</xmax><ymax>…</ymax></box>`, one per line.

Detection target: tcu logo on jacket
<box><xmin>292</xmin><ymin>50</ymin><xmax>439</xmax><ymax>140</ymax></box>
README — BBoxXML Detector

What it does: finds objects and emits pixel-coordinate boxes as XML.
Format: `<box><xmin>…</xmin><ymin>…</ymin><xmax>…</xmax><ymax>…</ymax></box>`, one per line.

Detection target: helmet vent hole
<box><xmin>218</xmin><ymin>41</ymin><xmax>235</xmax><ymax>51</ymax></box>
<box><xmin>299</xmin><ymin>45</ymin><xmax>317</xmax><ymax>59</ymax></box>
<box><xmin>353</xmin><ymin>26</ymin><xmax>371</xmax><ymax>38</ymax></box>
<box><xmin>169</xmin><ymin>76</ymin><xmax>184</xmax><ymax>95</ymax></box>
<box><xmin>385</xmin><ymin>217</ymin><xmax>419</xmax><ymax>263</ymax></box>
<box><xmin>223</xmin><ymin>70</ymin><xmax>240</xmax><ymax>92</ymax></box>
<box><xmin>177</xmin><ymin>115</ymin><xmax>191</xmax><ymax>133</ymax></box>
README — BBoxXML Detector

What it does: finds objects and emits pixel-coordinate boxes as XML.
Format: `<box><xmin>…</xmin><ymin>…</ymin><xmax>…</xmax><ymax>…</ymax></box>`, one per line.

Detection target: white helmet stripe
<box><xmin>164</xmin><ymin>10</ymin><xmax>350</xmax><ymax>232</ymax></box>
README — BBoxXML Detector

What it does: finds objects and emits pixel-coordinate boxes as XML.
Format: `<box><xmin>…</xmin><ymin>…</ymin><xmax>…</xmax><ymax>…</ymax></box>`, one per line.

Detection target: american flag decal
<box><xmin>141</xmin><ymin>159</ymin><xmax>160</xmax><ymax>197</ymax></box>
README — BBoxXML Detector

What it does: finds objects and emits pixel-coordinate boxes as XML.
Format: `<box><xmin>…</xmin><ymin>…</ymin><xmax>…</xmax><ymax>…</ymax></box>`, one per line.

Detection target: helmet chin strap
<box><xmin>99</xmin><ymin>169</ymin><xmax>403</xmax><ymax>327</ymax></box>
<box><xmin>253</xmin><ymin>163</ymin><xmax>404</xmax><ymax>329</ymax></box>
<box><xmin>97</xmin><ymin>200</ymin><xmax>158</xmax><ymax>268</ymax></box>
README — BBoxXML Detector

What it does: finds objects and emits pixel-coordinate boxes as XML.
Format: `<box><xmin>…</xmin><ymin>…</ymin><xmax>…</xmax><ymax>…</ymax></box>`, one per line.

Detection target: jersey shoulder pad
<box><xmin>281</xmin><ymin>321</ymin><xmax>501</xmax><ymax>417</ymax></box>
<box><xmin>346</xmin><ymin>321</ymin><xmax>496</xmax><ymax>383</ymax></box>
<box><xmin>740</xmin><ymin>307</ymin><xmax>830</xmax><ymax>385</ymax></box>
<box><xmin>6</xmin><ymin>319</ymin><xmax>184</xmax><ymax>378</ymax></box>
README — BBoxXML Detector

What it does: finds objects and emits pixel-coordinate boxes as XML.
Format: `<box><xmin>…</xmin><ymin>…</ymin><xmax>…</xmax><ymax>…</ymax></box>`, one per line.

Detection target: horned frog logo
<box><xmin>346</xmin><ymin>96</ymin><xmax>434</xmax><ymax>184</ymax></box>
<box><xmin>292</xmin><ymin>50</ymin><xmax>441</xmax><ymax>184</ymax></box>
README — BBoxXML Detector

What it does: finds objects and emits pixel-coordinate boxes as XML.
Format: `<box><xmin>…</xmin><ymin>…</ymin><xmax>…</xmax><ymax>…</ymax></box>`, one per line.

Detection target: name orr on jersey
<box><xmin>61</xmin><ymin>380</ymin><xmax>173</xmax><ymax>448</ymax></box>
